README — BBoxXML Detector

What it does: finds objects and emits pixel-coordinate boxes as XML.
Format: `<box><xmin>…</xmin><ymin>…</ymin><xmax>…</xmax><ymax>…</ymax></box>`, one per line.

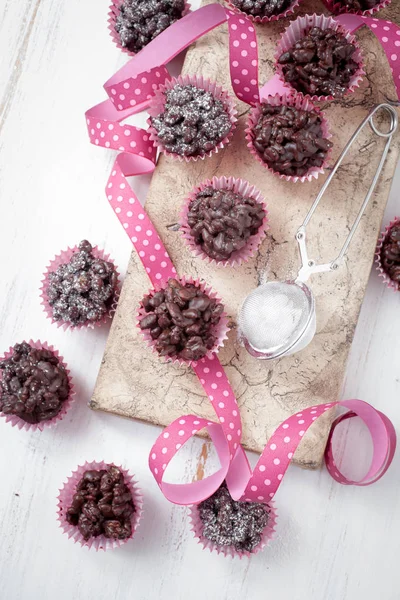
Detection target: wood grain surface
<box><xmin>1</xmin><ymin>0</ymin><xmax>400</xmax><ymax>599</ymax></box>
<box><xmin>92</xmin><ymin>0</ymin><xmax>400</xmax><ymax>468</ymax></box>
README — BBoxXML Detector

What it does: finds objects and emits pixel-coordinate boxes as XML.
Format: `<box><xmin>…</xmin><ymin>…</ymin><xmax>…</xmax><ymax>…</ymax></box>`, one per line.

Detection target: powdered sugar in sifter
<box><xmin>238</xmin><ymin>104</ymin><xmax>398</xmax><ymax>360</ymax></box>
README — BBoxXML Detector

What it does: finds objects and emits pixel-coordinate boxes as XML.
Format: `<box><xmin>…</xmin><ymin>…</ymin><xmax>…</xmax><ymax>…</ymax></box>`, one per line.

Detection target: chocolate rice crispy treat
<box><xmin>231</xmin><ymin>0</ymin><xmax>292</xmax><ymax>18</ymax></box>
<box><xmin>115</xmin><ymin>0</ymin><xmax>186</xmax><ymax>54</ymax></box>
<box><xmin>252</xmin><ymin>103</ymin><xmax>332</xmax><ymax>177</ymax></box>
<box><xmin>198</xmin><ymin>482</ymin><xmax>270</xmax><ymax>553</ymax></box>
<box><xmin>187</xmin><ymin>186</ymin><xmax>266</xmax><ymax>262</ymax></box>
<box><xmin>333</xmin><ymin>0</ymin><xmax>381</xmax><ymax>10</ymax></box>
<box><xmin>150</xmin><ymin>84</ymin><xmax>232</xmax><ymax>157</ymax></box>
<box><xmin>140</xmin><ymin>278</ymin><xmax>224</xmax><ymax>361</ymax></box>
<box><xmin>46</xmin><ymin>240</ymin><xmax>118</xmax><ymax>326</ymax></box>
<box><xmin>0</xmin><ymin>342</ymin><xmax>70</xmax><ymax>423</ymax></box>
<box><xmin>278</xmin><ymin>26</ymin><xmax>359</xmax><ymax>98</ymax></box>
<box><xmin>380</xmin><ymin>223</ymin><xmax>400</xmax><ymax>288</ymax></box>
<box><xmin>66</xmin><ymin>466</ymin><xmax>135</xmax><ymax>541</ymax></box>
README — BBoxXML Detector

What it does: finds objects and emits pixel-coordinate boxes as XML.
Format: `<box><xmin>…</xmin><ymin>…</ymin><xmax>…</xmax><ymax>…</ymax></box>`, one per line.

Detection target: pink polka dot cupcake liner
<box><xmin>188</xmin><ymin>499</ymin><xmax>277</xmax><ymax>558</ymax></box>
<box><xmin>274</xmin><ymin>13</ymin><xmax>365</xmax><ymax>102</ymax></box>
<box><xmin>179</xmin><ymin>175</ymin><xmax>269</xmax><ymax>267</ymax></box>
<box><xmin>40</xmin><ymin>245</ymin><xmax>120</xmax><ymax>332</ymax></box>
<box><xmin>321</xmin><ymin>0</ymin><xmax>392</xmax><ymax>17</ymax></box>
<box><xmin>137</xmin><ymin>275</ymin><xmax>230</xmax><ymax>367</ymax></box>
<box><xmin>375</xmin><ymin>216</ymin><xmax>400</xmax><ymax>292</ymax></box>
<box><xmin>57</xmin><ymin>460</ymin><xmax>143</xmax><ymax>551</ymax></box>
<box><xmin>225</xmin><ymin>0</ymin><xmax>302</xmax><ymax>24</ymax></box>
<box><xmin>245</xmin><ymin>93</ymin><xmax>333</xmax><ymax>183</ymax></box>
<box><xmin>108</xmin><ymin>0</ymin><xmax>192</xmax><ymax>57</ymax></box>
<box><xmin>147</xmin><ymin>74</ymin><xmax>238</xmax><ymax>162</ymax></box>
<box><xmin>0</xmin><ymin>340</ymin><xmax>75</xmax><ymax>432</ymax></box>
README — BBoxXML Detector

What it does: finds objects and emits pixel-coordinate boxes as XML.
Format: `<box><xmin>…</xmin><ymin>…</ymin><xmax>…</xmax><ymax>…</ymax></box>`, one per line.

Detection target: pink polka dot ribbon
<box><xmin>106</xmin><ymin>157</ymin><xmax>176</xmax><ymax>283</ymax></box>
<box><xmin>337</xmin><ymin>14</ymin><xmax>400</xmax><ymax>100</ymax></box>
<box><xmin>105</xmin><ymin>66</ymin><xmax>171</xmax><ymax>114</ymax></box>
<box><xmin>226</xmin><ymin>9</ymin><xmax>259</xmax><ymax>105</ymax></box>
<box><xmin>150</xmin><ymin>399</ymin><xmax>396</xmax><ymax>505</ymax></box>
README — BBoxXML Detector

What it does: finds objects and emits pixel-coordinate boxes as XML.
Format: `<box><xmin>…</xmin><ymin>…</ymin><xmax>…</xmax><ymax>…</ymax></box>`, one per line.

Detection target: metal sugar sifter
<box><xmin>239</xmin><ymin>103</ymin><xmax>398</xmax><ymax>360</ymax></box>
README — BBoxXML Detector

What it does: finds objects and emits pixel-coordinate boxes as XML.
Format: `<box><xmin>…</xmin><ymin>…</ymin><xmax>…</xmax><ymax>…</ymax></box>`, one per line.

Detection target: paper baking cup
<box><xmin>189</xmin><ymin>499</ymin><xmax>277</xmax><ymax>558</ymax></box>
<box><xmin>225</xmin><ymin>0</ymin><xmax>301</xmax><ymax>24</ymax></box>
<box><xmin>57</xmin><ymin>460</ymin><xmax>143</xmax><ymax>551</ymax></box>
<box><xmin>147</xmin><ymin>74</ymin><xmax>238</xmax><ymax>162</ymax></box>
<box><xmin>245</xmin><ymin>94</ymin><xmax>333</xmax><ymax>183</ymax></box>
<box><xmin>180</xmin><ymin>176</ymin><xmax>269</xmax><ymax>267</ymax></box>
<box><xmin>274</xmin><ymin>13</ymin><xmax>365</xmax><ymax>102</ymax></box>
<box><xmin>108</xmin><ymin>0</ymin><xmax>191</xmax><ymax>57</ymax></box>
<box><xmin>0</xmin><ymin>340</ymin><xmax>75</xmax><ymax>432</ymax></box>
<box><xmin>375</xmin><ymin>217</ymin><xmax>400</xmax><ymax>292</ymax></box>
<box><xmin>40</xmin><ymin>245</ymin><xmax>120</xmax><ymax>332</ymax></box>
<box><xmin>137</xmin><ymin>275</ymin><xmax>229</xmax><ymax>367</ymax></box>
<box><xmin>321</xmin><ymin>0</ymin><xmax>392</xmax><ymax>17</ymax></box>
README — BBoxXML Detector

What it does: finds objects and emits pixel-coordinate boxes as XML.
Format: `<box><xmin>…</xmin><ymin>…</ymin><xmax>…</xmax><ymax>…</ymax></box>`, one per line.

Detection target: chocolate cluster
<box><xmin>252</xmin><ymin>103</ymin><xmax>332</xmax><ymax>177</ymax></box>
<box><xmin>278</xmin><ymin>26</ymin><xmax>359</xmax><ymax>98</ymax></box>
<box><xmin>66</xmin><ymin>466</ymin><xmax>135</xmax><ymax>541</ymax></box>
<box><xmin>334</xmin><ymin>0</ymin><xmax>381</xmax><ymax>9</ymax></box>
<box><xmin>140</xmin><ymin>278</ymin><xmax>224</xmax><ymax>361</ymax></box>
<box><xmin>46</xmin><ymin>240</ymin><xmax>118</xmax><ymax>326</ymax></box>
<box><xmin>0</xmin><ymin>342</ymin><xmax>70</xmax><ymax>424</ymax></box>
<box><xmin>186</xmin><ymin>186</ymin><xmax>266</xmax><ymax>262</ymax></box>
<box><xmin>380</xmin><ymin>223</ymin><xmax>400</xmax><ymax>286</ymax></box>
<box><xmin>151</xmin><ymin>84</ymin><xmax>232</xmax><ymax>157</ymax></box>
<box><xmin>198</xmin><ymin>482</ymin><xmax>270</xmax><ymax>553</ymax></box>
<box><xmin>231</xmin><ymin>0</ymin><xmax>292</xmax><ymax>18</ymax></box>
<box><xmin>115</xmin><ymin>0</ymin><xmax>186</xmax><ymax>54</ymax></box>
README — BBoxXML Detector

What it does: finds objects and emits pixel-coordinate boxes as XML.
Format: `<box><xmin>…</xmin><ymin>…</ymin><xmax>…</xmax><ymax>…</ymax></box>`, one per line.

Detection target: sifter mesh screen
<box><xmin>238</xmin><ymin>281</ymin><xmax>312</xmax><ymax>356</ymax></box>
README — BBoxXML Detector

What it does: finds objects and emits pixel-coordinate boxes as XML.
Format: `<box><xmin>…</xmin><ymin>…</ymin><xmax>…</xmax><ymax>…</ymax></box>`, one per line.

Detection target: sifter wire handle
<box><xmin>296</xmin><ymin>103</ymin><xmax>398</xmax><ymax>283</ymax></box>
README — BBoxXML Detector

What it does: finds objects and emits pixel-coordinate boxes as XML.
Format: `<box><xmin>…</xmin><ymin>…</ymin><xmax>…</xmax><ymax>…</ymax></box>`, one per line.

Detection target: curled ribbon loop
<box><xmin>325</xmin><ymin>400</ymin><xmax>396</xmax><ymax>486</ymax></box>
<box><xmin>150</xmin><ymin>399</ymin><xmax>396</xmax><ymax>505</ymax></box>
<box><xmin>85</xmin><ymin>3</ymin><xmax>396</xmax><ymax>508</ymax></box>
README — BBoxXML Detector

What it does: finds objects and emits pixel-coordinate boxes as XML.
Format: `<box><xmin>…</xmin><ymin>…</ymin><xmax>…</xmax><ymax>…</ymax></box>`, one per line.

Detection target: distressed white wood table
<box><xmin>1</xmin><ymin>0</ymin><xmax>400</xmax><ymax>598</ymax></box>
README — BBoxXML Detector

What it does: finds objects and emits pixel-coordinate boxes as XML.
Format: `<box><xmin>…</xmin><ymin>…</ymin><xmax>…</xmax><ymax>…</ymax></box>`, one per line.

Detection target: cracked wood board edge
<box><xmin>91</xmin><ymin>0</ymin><xmax>400</xmax><ymax>470</ymax></box>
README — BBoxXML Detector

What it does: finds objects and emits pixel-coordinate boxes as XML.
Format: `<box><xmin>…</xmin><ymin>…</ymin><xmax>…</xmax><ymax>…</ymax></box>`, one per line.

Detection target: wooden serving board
<box><xmin>91</xmin><ymin>0</ymin><xmax>400</xmax><ymax>468</ymax></box>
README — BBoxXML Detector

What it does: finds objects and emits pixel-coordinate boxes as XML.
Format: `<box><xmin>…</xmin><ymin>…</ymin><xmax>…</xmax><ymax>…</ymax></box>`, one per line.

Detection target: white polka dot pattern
<box><xmin>106</xmin><ymin>158</ymin><xmax>177</xmax><ymax>283</ymax></box>
<box><xmin>226</xmin><ymin>10</ymin><xmax>260</xmax><ymax>105</ymax></box>
<box><xmin>193</xmin><ymin>357</ymin><xmax>242</xmax><ymax>454</ymax></box>
<box><xmin>106</xmin><ymin>66</ymin><xmax>171</xmax><ymax>112</ymax></box>
<box><xmin>241</xmin><ymin>403</ymin><xmax>331</xmax><ymax>498</ymax></box>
